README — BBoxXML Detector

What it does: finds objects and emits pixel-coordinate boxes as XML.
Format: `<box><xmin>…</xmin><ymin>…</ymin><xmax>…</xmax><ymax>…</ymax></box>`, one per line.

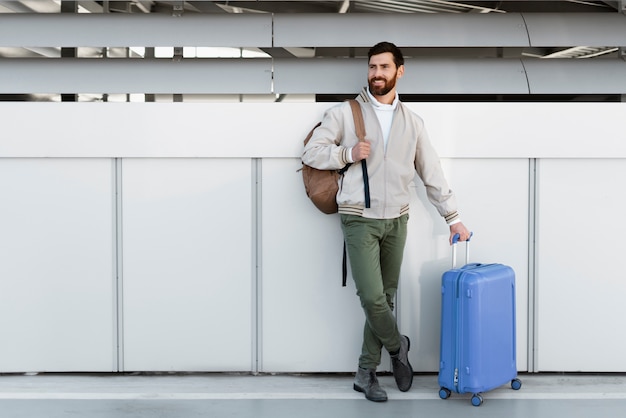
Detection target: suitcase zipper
<box><xmin>454</xmin><ymin>274</ymin><xmax>462</xmax><ymax>391</ymax></box>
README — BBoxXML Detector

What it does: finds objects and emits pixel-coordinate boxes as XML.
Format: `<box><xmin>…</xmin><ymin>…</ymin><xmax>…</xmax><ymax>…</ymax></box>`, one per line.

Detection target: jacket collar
<box><xmin>358</xmin><ymin>87</ymin><xmax>399</xmax><ymax>108</ymax></box>
<box><xmin>358</xmin><ymin>87</ymin><xmax>370</xmax><ymax>103</ymax></box>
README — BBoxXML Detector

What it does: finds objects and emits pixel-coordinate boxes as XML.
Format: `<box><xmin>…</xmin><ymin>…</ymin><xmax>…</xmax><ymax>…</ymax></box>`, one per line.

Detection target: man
<box><xmin>302</xmin><ymin>41</ymin><xmax>471</xmax><ymax>402</ymax></box>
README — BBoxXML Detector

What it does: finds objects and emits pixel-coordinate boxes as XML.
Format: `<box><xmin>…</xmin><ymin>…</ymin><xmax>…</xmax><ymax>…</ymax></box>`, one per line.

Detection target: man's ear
<box><xmin>397</xmin><ymin>64</ymin><xmax>405</xmax><ymax>79</ymax></box>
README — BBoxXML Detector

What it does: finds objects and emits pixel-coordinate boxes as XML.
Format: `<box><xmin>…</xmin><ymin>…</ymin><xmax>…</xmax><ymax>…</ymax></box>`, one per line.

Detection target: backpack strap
<box><xmin>349</xmin><ymin>99</ymin><xmax>366</xmax><ymax>142</ymax></box>
<box><xmin>347</xmin><ymin>99</ymin><xmax>370</xmax><ymax>209</ymax></box>
<box><xmin>341</xmin><ymin>100</ymin><xmax>371</xmax><ymax>287</ymax></box>
<box><xmin>342</xmin><ymin>241</ymin><xmax>348</xmax><ymax>287</ymax></box>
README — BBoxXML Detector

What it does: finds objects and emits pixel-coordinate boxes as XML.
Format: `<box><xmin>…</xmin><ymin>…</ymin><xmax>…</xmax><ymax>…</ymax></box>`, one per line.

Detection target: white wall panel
<box><xmin>416</xmin><ymin>103</ymin><xmax>626</xmax><ymax>158</ymax></box>
<box><xmin>260</xmin><ymin>158</ymin><xmax>364</xmax><ymax>372</ymax></box>
<box><xmin>2</xmin><ymin>103</ymin><xmax>625</xmax><ymax>159</ymax></box>
<box><xmin>399</xmin><ymin>159</ymin><xmax>530</xmax><ymax>372</ymax></box>
<box><xmin>536</xmin><ymin>159</ymin><xmax>626</xmax><ymax>372</ymax></box>
<box><xmin>121</xmin><ymin>158</ymin><xmax>253</xmax><ymax>371</ymax></box>
<box><xmin>0</xmin><ymin>158</ymin><xmax>115</xmax><ymax>372</ymax></box>
<box><xmin>1</xmin><ymin>102</ymin><xmax>626</xmax><ymax>373</ymax></box>
<box><xmin>263</xmin><ymin>158</ymin><xmax>530</xmax><ymax>373</ymax></box>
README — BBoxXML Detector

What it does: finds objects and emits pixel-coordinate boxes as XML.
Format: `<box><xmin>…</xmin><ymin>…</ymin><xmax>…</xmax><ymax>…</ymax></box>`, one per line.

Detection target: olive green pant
<box><xmin>340</xmin><ymin>214</ymin><xmax>408</xmax><ymax>370</ymax></box>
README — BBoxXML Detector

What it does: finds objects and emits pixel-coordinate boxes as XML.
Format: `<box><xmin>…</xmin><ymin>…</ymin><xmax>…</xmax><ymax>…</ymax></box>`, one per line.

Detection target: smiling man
<box><xmin>302</xmin><ymin>41</ymin><xmax>470</xmax><ymax>402</ymax></box>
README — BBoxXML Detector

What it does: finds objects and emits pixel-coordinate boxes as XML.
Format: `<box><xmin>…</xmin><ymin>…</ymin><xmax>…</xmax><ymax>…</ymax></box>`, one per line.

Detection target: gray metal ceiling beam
<box><xmin>0</xmin><ymin>14</ymin><xmax>272</xmax><ymax>47</ymax></box>
<box><xmin>274</xmin><ymin>58</ymin><xmax>531</xmax><ymax>94</ymax></box>
<box><xmin>273</xmin><ymin>13</ymin><xmax>626</xmax><ymax>48</ymax></box>
<box><xmin>523</xmin><ymin>59</ymin><xmax>626</xmax><ymax>94</ymax></box>
<box><xmin>274</xmin><ymin>13</ymin><xmax>530</xmax><ymax>47</ymax></box>
<box><xmin>3</xmin><ymin>57</ymin><xmax>624</xmax><ymax>95</ymax></box>
<box><xmin>0</xmin><ymin>13</ymin><xmax>624</xmax><ymax>48</ymax></box>
<box><xmin>524</xmin><ymin>13</ymin><xmax>626</xmax><ymax>47</ymax></box>
<box><xmin>0</xmin><ymin>59</ymin><xmax>273</xmax><ymax>94</ymax></box>
<box><xmin>275</xmin><ymin>58</ymin><xmax>626</xmax><ymax>94</ymax></box>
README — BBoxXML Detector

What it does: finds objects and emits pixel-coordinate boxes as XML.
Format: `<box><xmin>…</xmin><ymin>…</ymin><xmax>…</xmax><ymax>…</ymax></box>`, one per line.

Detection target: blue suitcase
<box><xmin>437</xmin><ymin>235</ymin><xmax>521</xmax><ymax>406</ymax></box>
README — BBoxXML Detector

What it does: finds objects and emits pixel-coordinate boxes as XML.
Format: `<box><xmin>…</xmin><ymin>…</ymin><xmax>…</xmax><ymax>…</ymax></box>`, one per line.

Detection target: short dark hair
<box><xmin>368</xmin><ymin>42</ymin><xmax>404</xmax><ymax>68</ymax></box>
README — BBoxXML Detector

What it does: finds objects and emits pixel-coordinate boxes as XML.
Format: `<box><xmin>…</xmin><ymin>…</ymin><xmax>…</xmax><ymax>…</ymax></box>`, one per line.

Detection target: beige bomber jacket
<box><xmin>302</xmin><ymin>88</ymin><xmax>459</xmax><ymax>223</ymax></box>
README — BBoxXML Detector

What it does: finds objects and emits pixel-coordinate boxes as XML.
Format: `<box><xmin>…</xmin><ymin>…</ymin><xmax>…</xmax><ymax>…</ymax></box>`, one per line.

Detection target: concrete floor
<box><xmin>1</xmin><ymin>373</ymin><xmax>625</xmax><ymax>417</ymax></box>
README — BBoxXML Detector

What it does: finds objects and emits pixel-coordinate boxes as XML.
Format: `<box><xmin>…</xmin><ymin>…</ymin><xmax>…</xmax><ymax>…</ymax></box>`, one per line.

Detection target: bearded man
<box><xmin>302</xmin><ymin>41</ymin><xmax>470</xmax><ymax>402</ymax></box>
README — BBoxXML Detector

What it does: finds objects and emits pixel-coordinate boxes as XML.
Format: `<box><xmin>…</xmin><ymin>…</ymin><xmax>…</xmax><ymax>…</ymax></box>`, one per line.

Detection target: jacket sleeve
<box><xmin>301</xmin><ymin>104</ymin><xmax>352</xmax><ymax>170</ymax></box>
<box><xmin>414</xmin><ymin>124</ymin><xmax>460</xmax><ymax>224</ymax></box>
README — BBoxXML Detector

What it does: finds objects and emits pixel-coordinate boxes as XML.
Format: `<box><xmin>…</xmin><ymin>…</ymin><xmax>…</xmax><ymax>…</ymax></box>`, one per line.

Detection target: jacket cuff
<box><xmin>444</xmin><ymin>211</ymin><xmax>460</xmax><ymax>225</ymax></box>
<box><xmin>339</xmin><ymin>146</ymin><xmax>352</xmax><ymax>166</ymax></box>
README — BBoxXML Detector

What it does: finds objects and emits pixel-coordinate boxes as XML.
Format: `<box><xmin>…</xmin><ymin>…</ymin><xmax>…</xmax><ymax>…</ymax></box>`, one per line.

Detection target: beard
<box><xmin>368</xmin><ymin>75</ymin><xmax>397</xmax><ymax>97</ymax></box>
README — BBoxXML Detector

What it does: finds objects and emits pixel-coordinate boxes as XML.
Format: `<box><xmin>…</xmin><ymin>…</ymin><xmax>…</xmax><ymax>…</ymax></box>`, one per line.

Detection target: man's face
<box><xmin>368</xmin><ymin>52</ymin><xmax>404</xmax><ymax>97</ymax></box>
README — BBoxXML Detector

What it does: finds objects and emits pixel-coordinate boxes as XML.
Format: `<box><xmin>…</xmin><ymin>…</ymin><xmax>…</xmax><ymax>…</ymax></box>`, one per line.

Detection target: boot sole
<box><xmin>353</xmin><ymin>384</ymin><xmax>388</xmax><ymax>402</ymax></box>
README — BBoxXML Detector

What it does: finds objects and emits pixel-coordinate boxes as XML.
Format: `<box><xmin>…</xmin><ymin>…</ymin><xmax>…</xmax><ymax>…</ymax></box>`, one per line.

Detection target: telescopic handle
<box><xmin>451</xmin><ymin>232</ymin><xmax>473</xmax><ymax>268</ymax></box>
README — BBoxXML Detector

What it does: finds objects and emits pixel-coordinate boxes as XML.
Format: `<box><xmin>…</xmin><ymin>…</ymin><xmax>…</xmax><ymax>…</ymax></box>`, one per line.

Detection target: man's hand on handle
<box><xmin>449</xmin><ymin>222</ymin><xmax>471</xmax><ymax>245</ymax></box>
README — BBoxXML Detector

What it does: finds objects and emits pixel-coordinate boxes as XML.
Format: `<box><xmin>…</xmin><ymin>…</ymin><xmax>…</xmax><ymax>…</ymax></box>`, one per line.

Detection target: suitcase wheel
<box><xmin>471</xmin><ymin>394</ymin><xmax>483</xmax><ymax>407</ymax></box>
<box><xmin>438</xmin><ymin>387</ymin><xmax>451</xmax><ymax>400</ymax></box>
<box><xmin>511</xmin><ymin>378</ymin><xmax>522</xmax><ymax>390</ymax></box>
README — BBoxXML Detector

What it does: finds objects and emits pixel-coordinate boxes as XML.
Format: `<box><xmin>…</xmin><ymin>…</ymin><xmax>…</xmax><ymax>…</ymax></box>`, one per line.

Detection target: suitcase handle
<box><xmin>452</xmin><ymin>232</ymin><xmax>473</xmax><ymax>268</ymax></box>
<box><xmin>452</xmin><ymin>232</ymin><xmax>473</xmax><ymax>245</ymax></box>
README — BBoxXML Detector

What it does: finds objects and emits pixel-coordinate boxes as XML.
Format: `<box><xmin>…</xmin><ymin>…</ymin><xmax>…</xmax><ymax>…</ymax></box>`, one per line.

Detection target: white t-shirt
<box><xmin>347</xmin><ymin>89</ymin><xmax>399</xmax><ymax>162</ymax></box>
<box><xmin>366</xmin><ymin>88</ymin><xmax>399</xmax><ymax>150</ymax></box>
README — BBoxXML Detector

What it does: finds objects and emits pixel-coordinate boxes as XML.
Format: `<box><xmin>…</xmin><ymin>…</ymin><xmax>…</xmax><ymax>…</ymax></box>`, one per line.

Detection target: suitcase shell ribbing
<box><xmin>437</xmin><ymin>239</ymin><xmax>521</xmax><ymax>406</ymax></box>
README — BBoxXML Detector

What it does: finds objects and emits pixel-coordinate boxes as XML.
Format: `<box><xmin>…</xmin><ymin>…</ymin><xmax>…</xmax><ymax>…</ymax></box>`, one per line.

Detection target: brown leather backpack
<box><xmin>301</xmin><ymin>99</ymin><xmax>369</xmax><ymax>214</ymax></box>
